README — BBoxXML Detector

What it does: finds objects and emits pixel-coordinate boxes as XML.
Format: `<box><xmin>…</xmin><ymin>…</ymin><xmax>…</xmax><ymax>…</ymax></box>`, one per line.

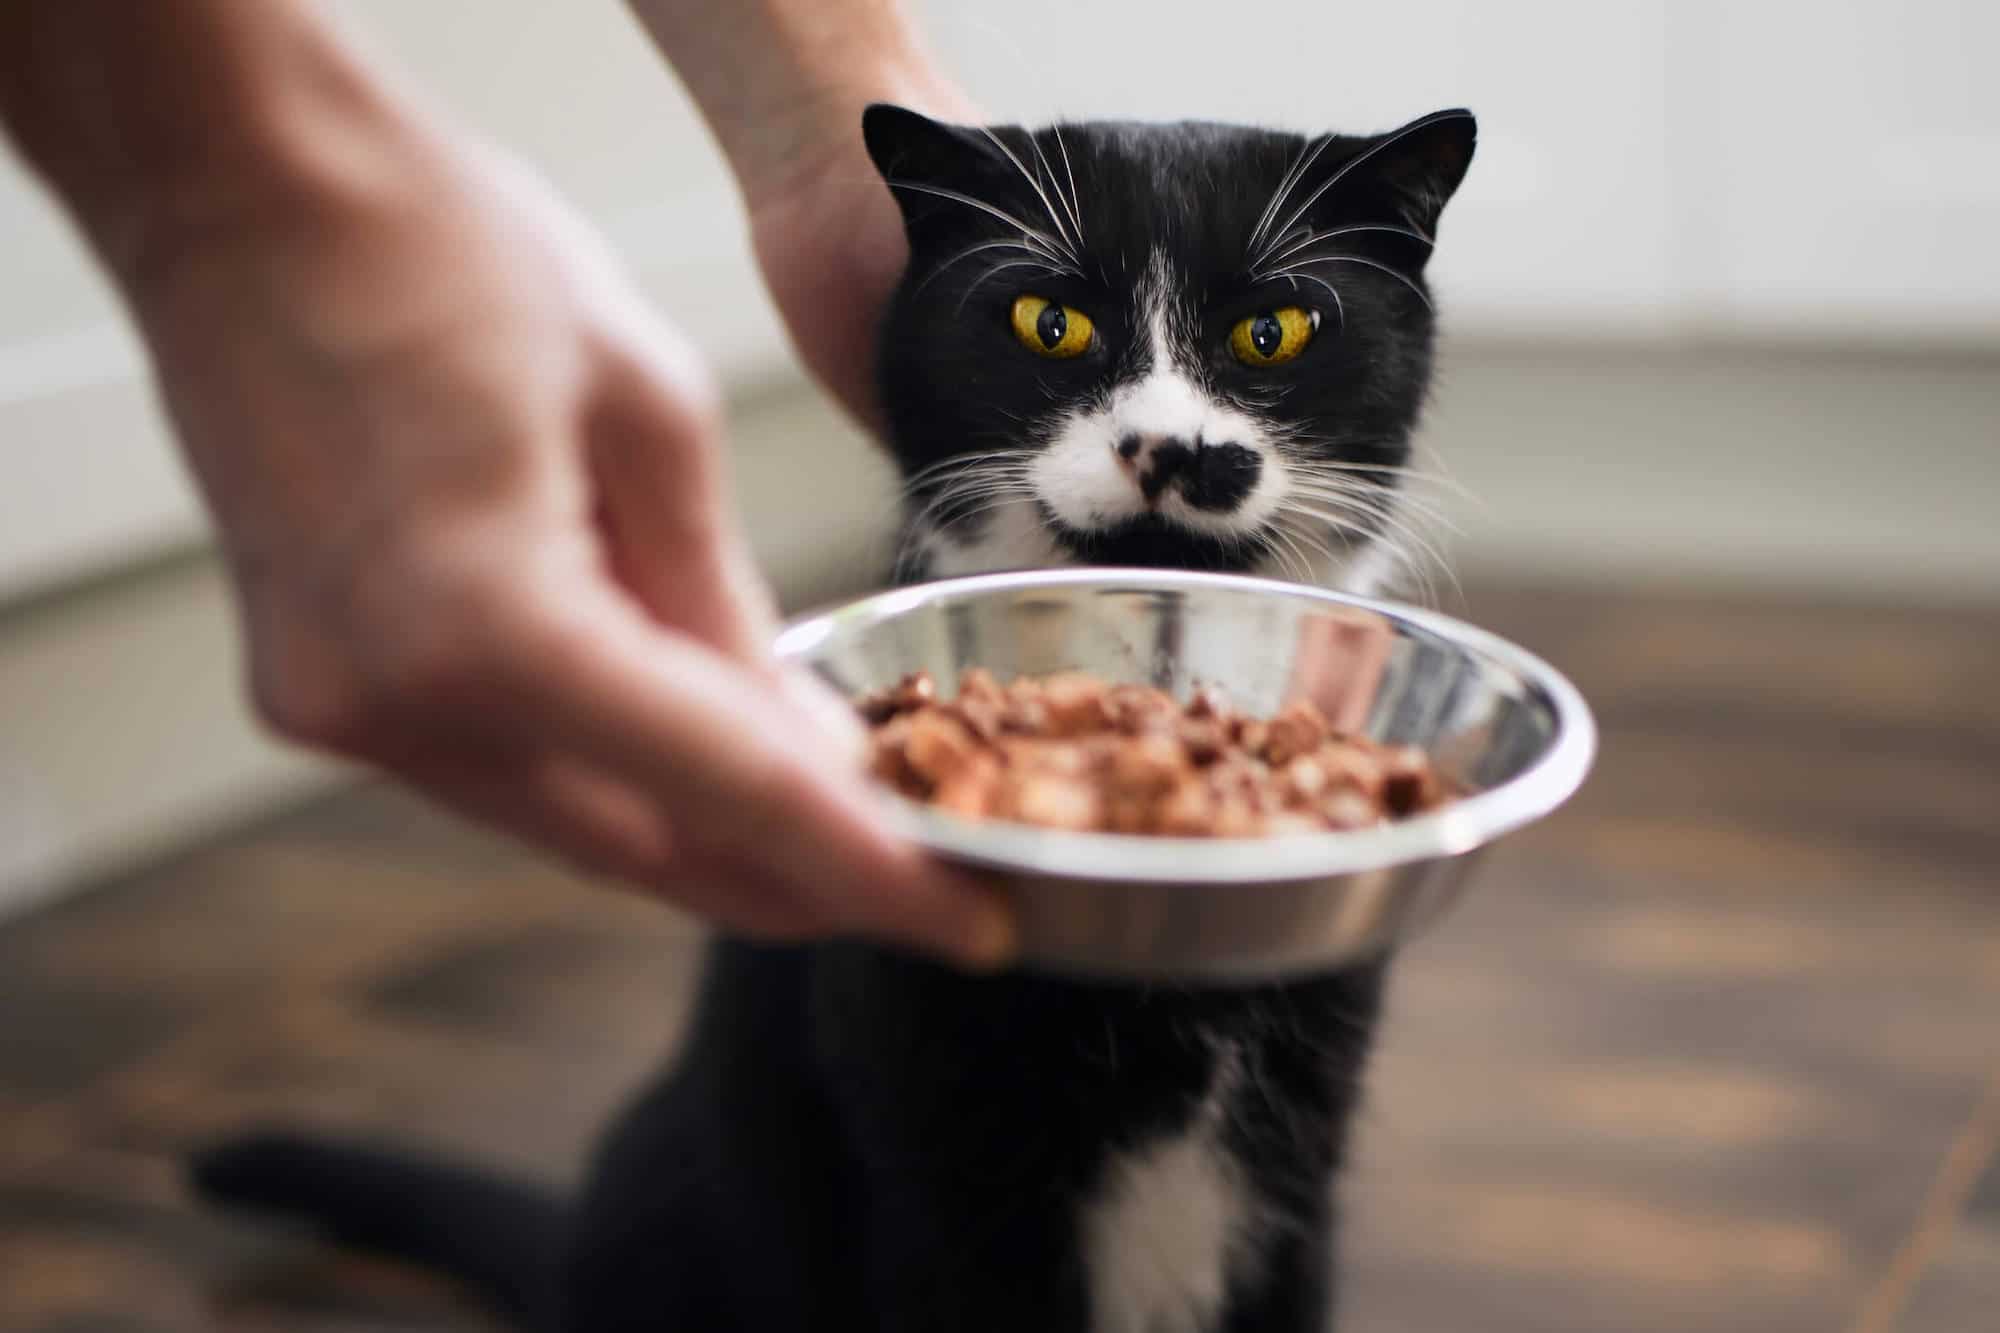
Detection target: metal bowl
<box><xmin>775</xmin><ymin>569</ymin><xmax>1596</xmax><ymax>981</ymax></box>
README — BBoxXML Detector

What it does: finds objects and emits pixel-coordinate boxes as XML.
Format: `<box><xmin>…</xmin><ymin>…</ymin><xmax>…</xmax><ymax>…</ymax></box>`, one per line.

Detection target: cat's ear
<box><xmin>862</xmin><ymin>104</ymin><xmax>1006</xmax><ymax>227</ymax></box>
<box><xmin>1289</xmin><ymin>109</ymin><xmax>1475</xmax><ymax>268</ymax></box>
<box><xmin>1339</xmin><ymin>108</ymin><xmax>1477</xmax><ymax>241</ymax></box>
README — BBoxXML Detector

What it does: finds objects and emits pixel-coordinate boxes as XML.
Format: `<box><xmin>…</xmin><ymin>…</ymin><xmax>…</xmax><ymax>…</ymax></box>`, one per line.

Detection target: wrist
<box><xmin>626</xmin><ymin>0</ymin><xmax>974</xmax><ymax>211</ymax></box>
<box><xmin>740</xmin><ymin>56</ymin><xmax>979</xmax><ymax>211</ymax></box>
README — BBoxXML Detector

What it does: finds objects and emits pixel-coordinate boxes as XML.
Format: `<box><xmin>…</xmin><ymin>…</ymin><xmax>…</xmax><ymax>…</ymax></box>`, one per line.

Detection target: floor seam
<box><xmin>1844</xmin><ymin>1061</ymin><xmax>2000</xmax><ymax>1333</ymax></box>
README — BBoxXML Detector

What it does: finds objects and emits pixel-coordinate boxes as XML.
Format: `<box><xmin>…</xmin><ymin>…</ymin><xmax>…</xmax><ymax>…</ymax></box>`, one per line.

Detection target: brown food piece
<box><xmin>1261</xmin><ymin>702</ymin><xmax>1329</xmax><ymax>766</ymax></box>
<box><xmin>859</xmin><ymin>669</ymin><xmax>1453</xmax><ymax>837</ymax></box>
<box><xmin>1379</xmin><ymin>744</ymin><xmax>1439</xmax><ymax>818</ymax></box>
<box><xmin>902</xmin><ymin>711</ymin><xmax>982</xmax><ymax>786</ymax></box>
<box><xmin>856</xmin><ymin>671</ymin><xmax>937</xmax><ymax>724</ymax></box>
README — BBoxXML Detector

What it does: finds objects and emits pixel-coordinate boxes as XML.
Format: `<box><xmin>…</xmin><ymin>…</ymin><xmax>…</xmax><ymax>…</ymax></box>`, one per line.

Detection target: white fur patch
<box><xmin>1080</xmin><ymin>1043</ymin><xmax>1257</xmax><ymax>1333</ymax></box>
<box><xmin>919</xmin><ymin>496</ymin><xmax>1072</xmax><ymax>578</ymax></box>
<box><xmin>1030</xmin><ymin>249</ymin><xmax>1289</xmax><ymax>544</ymax></box>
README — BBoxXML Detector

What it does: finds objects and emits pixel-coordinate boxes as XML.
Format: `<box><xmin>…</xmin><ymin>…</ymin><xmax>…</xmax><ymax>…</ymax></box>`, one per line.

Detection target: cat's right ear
<box><xmin>862</xmin><ymin>104</ymin><xmax>1003</xmax><ymax>227</ymax></box>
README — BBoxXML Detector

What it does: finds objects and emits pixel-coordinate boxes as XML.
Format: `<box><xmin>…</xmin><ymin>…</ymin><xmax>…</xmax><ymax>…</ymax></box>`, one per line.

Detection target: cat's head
<box><xmin>863</xmin><ymin>106</ymin><xmax>1474</xmax><ymax>594</ymax></box>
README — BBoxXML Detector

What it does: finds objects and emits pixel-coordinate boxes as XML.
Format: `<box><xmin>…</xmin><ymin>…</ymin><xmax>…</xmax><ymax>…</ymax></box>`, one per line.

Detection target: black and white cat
<box><xmin>871</xmin><ymin>104</ymin><xmax>1470</xmax><ymax>597</ymax></box>
<box><xmin>193</xmin><ymin>103</ymin><xmax>1476</xmax><ymax>1333</ymax></box>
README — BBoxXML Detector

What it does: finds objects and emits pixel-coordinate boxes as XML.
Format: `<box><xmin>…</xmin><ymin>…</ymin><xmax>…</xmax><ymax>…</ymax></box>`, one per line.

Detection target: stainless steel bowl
<box><xmin>775</xmin><ymin>569</ymin><xmax>1596</xmax><ymax>981</ymax></box>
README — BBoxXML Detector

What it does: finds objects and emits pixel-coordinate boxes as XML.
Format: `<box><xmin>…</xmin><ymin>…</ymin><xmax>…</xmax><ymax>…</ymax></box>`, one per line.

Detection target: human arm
<box><xmin>0</xmin><ymin>0</ymin><xmax>1013</xmax><ymax>965</ymax></box>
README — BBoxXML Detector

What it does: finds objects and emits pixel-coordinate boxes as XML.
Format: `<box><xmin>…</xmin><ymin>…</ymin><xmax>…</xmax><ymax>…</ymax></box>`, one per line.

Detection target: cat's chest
<box><xmin>812</xmin><ymin>951</ymin><xmax>1378</xmax><ymax>1333</ymax></box>
<box><xmin>1079</xmin><ymin>1041</ymin><xmax>1262</xmax><ymax>1333</ymax></box>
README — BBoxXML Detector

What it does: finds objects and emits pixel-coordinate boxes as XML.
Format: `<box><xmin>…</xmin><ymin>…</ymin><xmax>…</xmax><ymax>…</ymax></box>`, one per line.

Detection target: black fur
<box><xmin>190</xmin><ymin>104</ymin><xmax>1474</xmax><ymax>1331</ymax></box>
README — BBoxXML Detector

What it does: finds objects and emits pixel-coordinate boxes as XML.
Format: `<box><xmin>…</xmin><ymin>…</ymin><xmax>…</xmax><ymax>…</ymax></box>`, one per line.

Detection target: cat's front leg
<box><xmin>808</xmin><ymin>948</ymin><xmax>1380</xmax><ymax>1333</ymax></box>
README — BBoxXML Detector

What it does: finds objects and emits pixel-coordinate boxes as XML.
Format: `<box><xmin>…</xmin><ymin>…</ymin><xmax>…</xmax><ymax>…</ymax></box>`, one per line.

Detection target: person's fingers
<box><xmin>585</xmin><ymin>330</ymin><xmax>777</xmax><ymax>667</ymax></box>
<box><xmin>394</xmin><ymin>746</ymin><xmax>679</xmax><ymax>886</ymax></box>
<box><xmin>779</xmin><ymin>665</ymin><xmax>868</xmax><ymax>766</ymax></box>
<box><xmin>369</xmin><ymin>732</ymin><xmax>834</xmax><ymax>939</ymax></box>
<box><xmin>413</xmin><ymin>760</ymin><xmax>841</xmax><ymax>939</ymax></box>
<box><xmin>505</xmin><ymin>589</ymin><xmax>1017</xmax><ymax>969</ymax></box>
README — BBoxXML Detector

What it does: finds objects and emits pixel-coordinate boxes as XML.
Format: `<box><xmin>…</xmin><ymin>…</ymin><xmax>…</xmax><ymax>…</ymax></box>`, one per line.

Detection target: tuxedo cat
<box><xmin>193</xmin><ymin>103</ymin><xmax>1475</xmax><ymax>1333</ymax></box>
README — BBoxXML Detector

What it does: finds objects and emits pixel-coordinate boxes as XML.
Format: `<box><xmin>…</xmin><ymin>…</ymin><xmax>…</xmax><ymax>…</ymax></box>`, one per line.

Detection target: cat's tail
<box><xmin>189</xmin><ymin>1128</ymin><xmax>566</xmax><ymax>1325</ymax></box>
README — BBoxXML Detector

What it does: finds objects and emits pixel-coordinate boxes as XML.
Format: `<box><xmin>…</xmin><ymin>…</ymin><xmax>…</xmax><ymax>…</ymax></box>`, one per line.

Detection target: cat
<box><xmin>191</xmin><ymin>102</ymin><xmax>1476</xmax><ymax>1333</ymax></box>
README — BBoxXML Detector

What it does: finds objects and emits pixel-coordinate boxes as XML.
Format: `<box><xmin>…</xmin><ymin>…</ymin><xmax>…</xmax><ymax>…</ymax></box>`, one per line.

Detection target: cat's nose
<box><xmin>1114</xmin><ymin>435</ymin><xmax>1262</xmax><ymax>513</ymax></box>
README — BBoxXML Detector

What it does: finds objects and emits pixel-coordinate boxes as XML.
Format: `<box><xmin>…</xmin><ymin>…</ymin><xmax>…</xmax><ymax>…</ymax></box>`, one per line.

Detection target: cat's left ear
<box><xmin>1321</xmin><ymin>108</ymin><xmax>1477</xmax><ymax>243</ymax></box>
<box><xmin>862</xmin><ymin>103</ymin><xmax>1006</xmax><ymax>230</ymax></box>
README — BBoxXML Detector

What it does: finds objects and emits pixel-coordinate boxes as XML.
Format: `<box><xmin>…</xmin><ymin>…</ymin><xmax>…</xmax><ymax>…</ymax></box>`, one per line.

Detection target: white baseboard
<box><xmin>0</xmin><ymin>554</ymin><xmax>347</xmax><ymax>921</ymax></box>
<box><xmin>1424</xmin><ymin>341</ymin><xmax>2000</xmax><ymax>604</ymax></box>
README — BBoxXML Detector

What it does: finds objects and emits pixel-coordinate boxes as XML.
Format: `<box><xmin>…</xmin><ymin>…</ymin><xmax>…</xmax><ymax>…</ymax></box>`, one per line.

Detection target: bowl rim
<box><xmin>775</xmin><ymin>568</ymin><xmax>1598</xmax><ymax>884</ymax></box>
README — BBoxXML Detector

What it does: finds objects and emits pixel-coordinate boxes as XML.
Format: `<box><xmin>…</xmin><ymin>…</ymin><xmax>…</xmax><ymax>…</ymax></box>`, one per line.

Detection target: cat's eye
<box><xmin>1011</xmin><ymin>294</ymin><xmax>1095</xmax><ymax>359</ymax></box>
<box><xmin>1230</xmin><ymin>306</ymin><xmax>1317</xmax><ymax>366</ymax></box>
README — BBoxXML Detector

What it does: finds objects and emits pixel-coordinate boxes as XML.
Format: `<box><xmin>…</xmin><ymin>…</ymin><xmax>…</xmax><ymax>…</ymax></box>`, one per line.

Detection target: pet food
<box><xmin>859</xmin><ymin>669</ymin><xmax>1450</xmax><ymax>836</ymax></box>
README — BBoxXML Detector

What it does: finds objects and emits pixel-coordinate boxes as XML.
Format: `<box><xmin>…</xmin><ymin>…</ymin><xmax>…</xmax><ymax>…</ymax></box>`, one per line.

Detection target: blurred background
<box><xmin>1</xmin><ymin>2</ymin><xmax>1994</xmax><ymax>1330</ymax></box>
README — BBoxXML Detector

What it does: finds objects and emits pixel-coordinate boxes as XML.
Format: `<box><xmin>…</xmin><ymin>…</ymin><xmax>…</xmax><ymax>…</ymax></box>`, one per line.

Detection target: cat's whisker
<box><xmin>1253</xmin><ymin>223</ymin><xmax>1434</xmax><ymax>276</ymax></box>
<box><xmin>914</xmin><ymin>464</ymin><xmax>1036</xmax><ymax>500</ymax></box>
<box><xmin>885</xmin><ymin>179</ymin><xmax>1079</xmax><ymax>270</ymax></box>
<box><xmin>1049</xmin><ymin>124</ymin><xmax>1087</xmax><ymax>249</ymax></box>
<box><xmin>978</xmin><ymin>128</ymin><xmax>1083</xmax><ymax>261</ymax></box>
<box><xmin>1267</xmin><ymin>269</ymin><xmax>1347</xmax><ymax>333</ymax></box>
<box><xmin>954</xmin><ymin>258</ymin><xmax>1080</xmax><ymax>316</ymax></box>
<box><xmin>901</xmin><ymin>451</ymin><xmax>1037</xmax><ymax>483</ymax></box>
<box><xmin>1270</xmin><ymin>516</ymin><xmax>1342</xmax><ymax>587</ymax></box>
<box><xmin>897</xmin><ymin>451</ymin><xmax>1036</xmax><ymax>493</ymax></box>
<box><xmin>1279</xmin><ymin>508</ymin><xmax>1396</xmax><ymax>595</ymax></box>
<box><xmin>1283</xmin><ymin>253</ymin><xmax>1433</xmax><ymax>312</ymax></box>
<box><xmin>1285</xmin><ymin>479</ymin><xmax>1457</xmax><ymax>531</ymax></box>
<box><xmin>892</xmin><ymin>467</ymin><xmax>1039</xmax><ymax>580</ymax></box>
<box><xmin>913</xmin><ymin>493</ymin><xmax>1034</xmax><ymax>538</ymax></box>
<box><xmin>1279</xmin><ymin>466</ymin><xmax>1470</xmax><ymax>517</ymax></box>
<box><xmin>930</xmin><ymin>484</ymin><xmax>1037</xmax><ymax>525</ymax></box>
<box><xmin>1247</xmin><ymin>133</ymin><xmax>1334</xmax><ymax>258</ymax></box>
<box><xmin>1022</xmin><ymin>127</ymin><xmax>1087</xmax><ymax>258</ymax></box>
<box><xmin>897</xmin><ymin>476</ymin><xmax>1033</xmax><ymax>535</ymax></box>
<box><xmin>1286</xmin><ymin>485</ymin><xmax>1459</xmax><ymax>559</ymax></box>
<box><xmin>1283</xmin><ymin>468</ymin><xmax>1459</xmax><ymax>506</ymax></box>
<box><xmin>1284</xmin><ymin>458</ymin><xmax>1474</xmax><ymax>500</ymax></box>
<box><xmin>916</xmin><ymin>239</ymin><xmax>1076</xmax><ymax>295</ymax></box>
<box><xmin>1256</xmin><ymin>112</ymin><xmax>1463</xmax><ymax>266</ymax></box>
<box><xmin>1281</xmin><ymin>458</ymin><xmax>1456</xmax><ymax>506</ymax></box>
<box><xmin>1283</xmin><ymin>498</ymin><xmax>1457</xmax><ymax>605</ymax></box>
<box><xmin>1263</xmin><ymin>523</ymin><xmax>1319</xmax><ymax>585</ymax></box>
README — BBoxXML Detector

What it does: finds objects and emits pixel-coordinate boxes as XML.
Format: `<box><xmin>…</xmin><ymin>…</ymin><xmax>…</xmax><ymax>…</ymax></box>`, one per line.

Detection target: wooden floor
<box><xmin>2</xmin><ymin>579</ymin><xmax>1996</xmax><ymax>1332</ymax></box>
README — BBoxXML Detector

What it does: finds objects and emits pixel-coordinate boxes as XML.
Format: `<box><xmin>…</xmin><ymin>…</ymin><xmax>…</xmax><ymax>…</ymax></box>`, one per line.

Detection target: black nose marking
<box><xmin>1138</xmin><ymin>441</ymin><xmax>1192</xmax><ymax>502</ymax></box>
<box><xmin>1180</xmin><ymin>442</ymin><xmax>1261</xmax><ymax>511</ymax></box>
<box><xmin>1133</xmin><ymin>440</ymin><xmax>1261</xmax><ymax>511</ymax></box>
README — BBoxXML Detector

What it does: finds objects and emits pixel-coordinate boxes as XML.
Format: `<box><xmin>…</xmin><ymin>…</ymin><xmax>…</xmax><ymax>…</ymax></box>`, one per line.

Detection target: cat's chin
<box><xmin>1040</xmin><ymin>506</ymin><xmax>1273</xmax><ymax>573</ymax></box>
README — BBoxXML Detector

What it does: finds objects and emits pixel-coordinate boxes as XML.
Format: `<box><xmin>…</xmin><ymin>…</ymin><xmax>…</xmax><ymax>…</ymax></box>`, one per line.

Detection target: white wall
<box><xmin>926</xmin><ymin>0</ymin><xmax>2000</xmax><ymax>337</ymax></box>
<box><xmin>2</xmin><ymin>1</ymin><xmax>1994</xmax><ymax>606</ymax></box>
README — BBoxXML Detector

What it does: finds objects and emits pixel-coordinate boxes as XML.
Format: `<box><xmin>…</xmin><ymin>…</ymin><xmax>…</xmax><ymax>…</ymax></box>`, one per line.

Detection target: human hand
<box><xmin>115</xmin><ymin>120</ymin><xmax>1013</xmax><ymax>967</ymax></box>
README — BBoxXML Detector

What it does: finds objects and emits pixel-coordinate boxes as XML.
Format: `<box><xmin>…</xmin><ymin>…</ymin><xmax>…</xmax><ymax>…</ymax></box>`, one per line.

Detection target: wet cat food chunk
<box><xmin>856</xmin><ymin>670</ymin><xmax>1453</xmax><ymax>837</ymax></box>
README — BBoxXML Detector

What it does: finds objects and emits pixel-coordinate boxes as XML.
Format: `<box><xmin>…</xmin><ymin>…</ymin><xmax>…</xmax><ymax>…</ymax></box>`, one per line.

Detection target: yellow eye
<box><xmin>1230</xmin><ymin>306</ymin><xmax>1317</xmax><ymax>366</ymax></box>
<box><xmin>1011</xmin><ymin>294</ymin><xmax>1095</xmax><ymax>359</ymax></box>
